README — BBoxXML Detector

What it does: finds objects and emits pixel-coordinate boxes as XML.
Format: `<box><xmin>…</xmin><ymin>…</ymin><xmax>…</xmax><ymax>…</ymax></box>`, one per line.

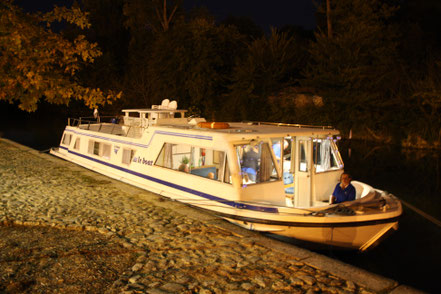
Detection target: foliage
<box><xmin>410</xmin><ymin>60</ymin><xmax>441</xmax><ymax>142</ymax></box>
<box><xmin>146</xmin><ymin>16</ymin><xmax>245</xmax><ymax>118</ymax></box>
<box><xmin>268</xmin><ymin>88</ymin><xmax>327</xmax><ymax>125</ymax></box>
<box><xmin>302</xmin><ymin>0</ymin><xmax>401</xmax><ymax>132</ymax></box>
<box><xmin>180</xmin><ymin>156</ymin><xmax>189</xmax><ymax>164</ymax></box>
<box><xmin>120</xmin><ymin>0</ymin><xmax>185</xmax><ymax>109</ymax></box>
<box><xmin>0</xmin><ymin>0</ymin><xmax>120</xmax><ymax>112</ymax></box>
<box><xmin>6</xmin><ymin>0</ymin><xmax>441</xmax><ymax>146</ymax></box>
<box><xmin>226</xmin><ymin>29</ymin><xmax>299</xmax><ymax>121</ymax></box>
<box><xmin>123</xmin><ymin>0</ymin><xmax>182</xmax><ymax>35</ymax></box>
<box><xmin>221</xmin><ymin>16</ymin><xmax>263</xmax><ymax>41</ymax></box>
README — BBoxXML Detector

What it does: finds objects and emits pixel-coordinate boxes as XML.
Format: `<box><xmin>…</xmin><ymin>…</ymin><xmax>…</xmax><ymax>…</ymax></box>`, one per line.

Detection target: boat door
<box><xmin>294</xmin><ymin>137</ymin><xmax>312</xmax><ymax>207</ymax></box>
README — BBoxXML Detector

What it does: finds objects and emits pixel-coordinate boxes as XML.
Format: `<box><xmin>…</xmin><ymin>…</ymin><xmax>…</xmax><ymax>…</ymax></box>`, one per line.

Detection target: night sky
<box><xmin>15</xmin><ymin>0</ymin><xmax>317</xmax><ymax>30</ymax></box>
<box><xmin>184</xmin><ymin>0</ymin><xmax>317</xmax><ymax>30</ymax></box>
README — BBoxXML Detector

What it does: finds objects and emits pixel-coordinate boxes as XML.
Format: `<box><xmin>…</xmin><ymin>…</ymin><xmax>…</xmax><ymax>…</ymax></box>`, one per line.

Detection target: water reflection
<box><xmin>340</xmin><ymin>140</ymin><xmax>441</xmax><ymax>219</ymax></box>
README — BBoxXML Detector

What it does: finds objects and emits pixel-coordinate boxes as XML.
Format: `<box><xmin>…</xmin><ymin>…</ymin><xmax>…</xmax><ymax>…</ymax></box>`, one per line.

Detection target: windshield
<box><xmin>313</xmin><ymin>138</ymin><xmax>344</xmax><ymax>172</ymax></box>
<box><xmin>236</xmin><ymin>142</ymin><xmax>279</xmax><ymax>185</ymax></box>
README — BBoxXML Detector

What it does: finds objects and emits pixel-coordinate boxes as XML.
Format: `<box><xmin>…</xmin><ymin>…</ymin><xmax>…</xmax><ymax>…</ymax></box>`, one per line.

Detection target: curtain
<box><xmin>320</xmin><ymin>140</ymin><xmax>331</xmax><ymax>171</ymax></box>
<box><xmin>260</xmin><ymin>143</ymin><xmax>272</xmax><ymax>182</ymax></box>
<box><xmin>164</xmin><ymin>143</ymin><xmax>173</xmax><ymax>169</ymax></box>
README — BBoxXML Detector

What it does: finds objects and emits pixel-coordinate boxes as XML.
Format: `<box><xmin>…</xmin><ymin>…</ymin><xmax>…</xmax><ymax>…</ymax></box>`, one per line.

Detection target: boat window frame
<box><xmin>73</xmin><ymin>137</ymin><xmax>80</xmax><ymax>150</ymax></box>
<box><xmin>298</xmin><ymin>140</ymin><xmax>308</xmax><ymax>172</ymax></box>
<box><xmin>235</xmin><ymin>140</ymin><xmax>281</xmax><ymax>186</ymax></box>
<box><xmin>313</xmin><ymin>137</ymin><xmax>344</xmax><ymax>174</ymax></box>
<box><xmin>61</xmin><ymin>133</ymin><xmax>72</xmax><ymax>146</ymax></box>
<box><xmin>122</xmin><ymin>148</ymin><xmax>136</xmax><ymax>165</ymax></box>
<box><xmin>93</xmin><ymin>141</ymin><xmax>100</xmax><ymax>156</ymax></box>
<box><xmin>154</xmin><ymin>142</ymin><xmax>232</xmax><ymax>184</ymax></box>
<box><xmin>102</xmin><ymin>143</ymin><xmax>111</xmax><ymax>159</ymax></box>
<box><xmin>87</xmin><ymin>139</ymin><xmax>112</xmax><ymax>160</ymax></box>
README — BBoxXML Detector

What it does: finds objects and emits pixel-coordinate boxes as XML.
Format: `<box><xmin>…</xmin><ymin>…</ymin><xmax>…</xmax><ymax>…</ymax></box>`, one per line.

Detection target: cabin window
<box><xmin>271</xmin><ymin>138</ymin><xmax>283</xmax><ymax>168</ymax></box>
<box><xmin>272</xmin><ymin>137</ymin><xmax>292</xmax><ymax>173</ymax></box>
<box><xmin>93</xmin><ymin>142</ymin><xmax>100</xmax><ymax>156</ymax></box>
<box><xmin>87</xmin><ymin>140</ymin><xmax>112</xmax><ymax>159</ymax></box>
<box><xmin>236</xmin><ymin>142</ymin><xmax>279</xmax><ymax>185</ymax></box>
<box><xmin>122</xmin><ymin>149</ymin><xmax>135</xmax><ymax>165</ymax></box>
<box><xmin>313</xmin><ymin>139</ymin><xmax>344</xmax><ymax>173</ymax></box>
<box><xmin>87</xmin><ymin>141</ymin><xmax>100</xmax><ymax>155</ymax></box>
<box><xmin>102</xmin><ymin>143</ymin><xmax>111</xmax><ymax>159</ymax></box>
<box><xmin>155</xmin><ymin>143</ymin><xmax>230</xmax><ymax>183</ymax></box>
<box><xmin>299</xmin><ymin>141</ymin><xmax>308</xmax><ymax>172</ymax></box>
<box><xmin>73</xmin><ymin>138</ymin><xmax>80</xmax><ymax>150</ymax></box>
<box><xmin>224</xmin><ymin>156</ymin><xmax>232</xmax><ymax>184</ymax></box>
<box><xmin>88</xmin><ymin>140</ymin><xmax>93</xmax><ymax>154</ymax></box>
<box><xmin>62</xmin><ymin>133</ymin><xmax>72</xmax><ymax>146</ymax></box>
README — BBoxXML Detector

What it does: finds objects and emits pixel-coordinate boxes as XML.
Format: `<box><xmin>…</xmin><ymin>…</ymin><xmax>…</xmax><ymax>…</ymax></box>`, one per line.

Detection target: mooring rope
<box><xmin>400</xmin><ymin>199</ymin><xmax>441</xmax><ymax>228</ymax></box>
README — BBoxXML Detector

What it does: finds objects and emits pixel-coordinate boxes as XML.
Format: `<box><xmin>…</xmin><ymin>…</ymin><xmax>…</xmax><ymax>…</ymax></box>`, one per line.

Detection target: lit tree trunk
<box><xmin>155</xmin><ymin>0</ymin><xmax>179</xmax><ymax>32</ymax></box>
<box><xmin>327</xmin><ymin>0</ymin><xmax>332</xmax><ymax>38</ymax></box>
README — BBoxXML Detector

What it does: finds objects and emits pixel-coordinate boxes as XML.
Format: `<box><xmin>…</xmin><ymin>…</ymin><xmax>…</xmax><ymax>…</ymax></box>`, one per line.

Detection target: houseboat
<box><xmin>50</xmin><ymin>100</ymin><xmax>402</xmax><ymax>251</ymax></box>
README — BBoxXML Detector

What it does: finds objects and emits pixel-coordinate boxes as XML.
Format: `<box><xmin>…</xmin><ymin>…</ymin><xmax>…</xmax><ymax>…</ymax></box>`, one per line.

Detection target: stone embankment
<box><xmin>0</xmin><ymin>139</ymin><xmax>420</xmax><ymax>293</ymax></box>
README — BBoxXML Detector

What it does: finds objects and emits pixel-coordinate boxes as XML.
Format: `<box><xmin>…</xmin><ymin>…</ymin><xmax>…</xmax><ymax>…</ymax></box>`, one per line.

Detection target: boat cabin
<box><xmin>122</xmin><ymin>99</ymin><xmax>188</xmax><ymax>128</ymax></box>
<box><xmin>60</xmin><ymin>100</ymin><xmax>345</xmax><ymax>209</ymax></box>
<box><xmin>233</xmin><ymin>130</ymin><xmax>344</xmax><ymax>208</ymax></box>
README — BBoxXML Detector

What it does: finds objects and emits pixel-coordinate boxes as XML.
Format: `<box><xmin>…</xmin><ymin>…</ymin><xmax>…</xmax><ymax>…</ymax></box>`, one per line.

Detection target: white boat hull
<box><xmin>225</xmin><ymin>216</ymin><xmax>399</xmax><ymax>251</ymax></box>
<box><xmin>50</xmin><ymin>109</ymin><xmax>403</xmax><ymax>252</ymax></box>
<box><xmin>51</xmin><ymin>146</ymin><xmax>400</xmax><ymax>251</ymax></box>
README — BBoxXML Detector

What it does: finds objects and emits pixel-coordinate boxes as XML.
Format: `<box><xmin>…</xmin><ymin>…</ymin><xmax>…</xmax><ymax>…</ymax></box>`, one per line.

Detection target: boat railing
<box><xmin>67</xmin><ymin>116</ymin><xmax>145</xmax><ymax>138</ymax></box>
<box><xmin>248</xmin><ymin>121</ymin><xmax>334</xmax><ymax>130</ymax></box>
<box><xmin>68</xmin><ymin>116</ymin><xmax>116</xmax><ymax>127</ymax></box>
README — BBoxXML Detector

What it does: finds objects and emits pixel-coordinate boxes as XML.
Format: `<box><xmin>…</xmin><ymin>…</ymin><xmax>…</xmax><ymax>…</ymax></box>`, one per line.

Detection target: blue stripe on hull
<box><xmin>57</xmin><ymin>146</ymin><xmax>279</xmax><ymax>213</ymax></box>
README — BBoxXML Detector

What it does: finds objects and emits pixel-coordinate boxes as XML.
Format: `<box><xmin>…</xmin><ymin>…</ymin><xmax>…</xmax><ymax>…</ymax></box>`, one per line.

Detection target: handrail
<box><xmin>68</xmin><ymin>116</ymin><xmax>120</xmax><ymax>127</ymax></box>
<box><xmin>246</xmin><ymin>121</ymin><xmax>335</xmax><ymax>130</ymax></box>
<box><xmin>66</xmin><ymin>117</ymin><xmax>146</xmax><ymax>138</ymax></box>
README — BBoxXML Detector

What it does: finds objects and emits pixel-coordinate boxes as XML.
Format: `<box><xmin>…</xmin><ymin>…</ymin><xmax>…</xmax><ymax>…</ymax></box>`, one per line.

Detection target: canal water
<box><xmin>1</xmin><ymin>106</ymin><xmax>440</xmax><ymax>293</ymax></box>
<box><xmin>315</xmin><ymin>141</ymin><xmax>441</xmax><ymax>293</ymax></box>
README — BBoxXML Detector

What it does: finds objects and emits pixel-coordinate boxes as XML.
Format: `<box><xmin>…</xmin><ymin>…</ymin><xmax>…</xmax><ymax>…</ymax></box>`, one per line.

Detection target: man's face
<box><xmin>341</xmin><ymin>174</ymin><xmax>350</xmax><ymax>185</ymax></box>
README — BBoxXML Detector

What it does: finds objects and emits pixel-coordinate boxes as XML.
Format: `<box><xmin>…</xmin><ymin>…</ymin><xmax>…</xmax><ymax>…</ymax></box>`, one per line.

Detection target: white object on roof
<box><xmin>168</xmin><ymin>100</ymin><xmax>177</xmax><ymax>110</ymax></box>
<box><xmin>160</xmin><ymin>99</ymin><xmax>170</xmax><ymax>109</ymax></box>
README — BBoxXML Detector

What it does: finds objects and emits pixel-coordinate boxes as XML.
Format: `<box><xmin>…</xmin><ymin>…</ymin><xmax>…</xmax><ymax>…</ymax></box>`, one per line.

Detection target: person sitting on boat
<box><xmin>242</xmin><ymin>145</ymin><xmax>259</xmax><ymax>182</ymax></box>
<box><xmin>331</xmin><ymin>173</ymin><xmax>356</xmax><ymax>204</ymax></box>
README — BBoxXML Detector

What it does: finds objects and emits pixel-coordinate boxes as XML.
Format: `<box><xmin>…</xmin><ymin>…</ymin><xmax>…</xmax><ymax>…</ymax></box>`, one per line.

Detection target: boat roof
<box><xmin>108</xmin><ymin>105</ymin><xmax>340</xmax><ymax>138</ymax></box>
<box><xmin>122</xmin><ymin>108</ymin><xmax>188</xmax><ymax>114</ymax></box>
<box><xmin>219</xmin><ymin>122</ymin><xmax>337</xmax><ymax>136</ymax></box>
<box><xmin>156</xmin><ymin>121</ymin><xmax>340</xmax><ymax>137</ymax></box>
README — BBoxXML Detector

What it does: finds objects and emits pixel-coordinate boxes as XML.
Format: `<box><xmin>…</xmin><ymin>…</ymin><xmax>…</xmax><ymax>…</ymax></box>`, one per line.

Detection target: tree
<box><xmin>123</xmin><ymin>0</ymin><xmax>181</xmax><ymax>36</ymax></box>
<box><xmin>302</xmin><ymin>0</ymin><xmax>401</xmax><ymax>133</ymax></box>
<box><xmin>226</xmin><ymin>29</ymin><xmax>299</xmax><ymax>121</ymax></box>
<box><xmin>326</xmin><ymin>0</ymin><xmax>332</xmax><ymax>38</ymax></box>
<box><xmin>410</xmin><ymin>59</ymin><xmax>441</xmax><ymax>143</ymax></box>
<box><xmin>0</xmin><ymin>0</ymin><xmax>120</xmax><ymax>112</ymax></box>
<box><xmin>220</xmin><ymin>16</ymin><xmax>263</xmax><ymax>42</ymax></box>
<box><xmin>395</xmin><ymin>0</ymin><xmax>441</xmax><ymax>143</ymax></box>
<box><xmin>121</xmin><ymin>0</ymin><xmax>184</xmax><ymax>109</ymax></box>
<box><xmin>146</xmin><ymin>15</ymin><xmax>245</xmax><ymax>118</ymax></box>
